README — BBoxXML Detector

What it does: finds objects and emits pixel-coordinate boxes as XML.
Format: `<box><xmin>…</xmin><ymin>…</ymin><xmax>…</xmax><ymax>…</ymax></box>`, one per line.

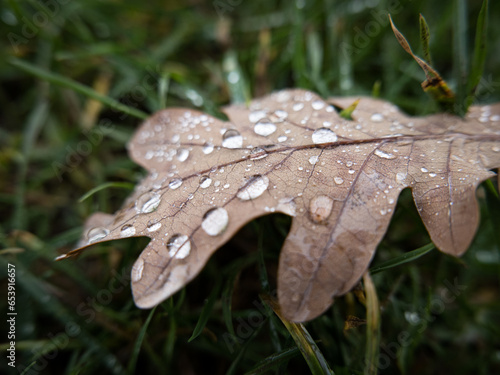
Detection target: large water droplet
<box><xmin>309</xmin><ymin>195</ymin><xmax>334</xmax><ymax>224</ymax></box>
<box><xmin>312</xmin><ymin>128</ymin><xmax>337</xmax><ymax>144</ymax></box>
<box><xmin>120</xmin><ymin>224</ymin><xmax>136</xmax><ymax>237</ymax></box>
<box><xmin>237</xmin><ymin>175</ymin><xmax>270</xmax><ymax>200</ymax></box>
<box><xmin>199</xmin><ymin>176</ymin><xmax>212</xmax><ymax>189</ymax></box>
<box><xmin>374</xmin><ymin>149</ymin><xmax>396</xmax><ymax>159</ymax></box>
<box><xmin>136</xmin><ymin>192</ymin><xmax>161</xmax><ymax>213</ymax></box>
<box><xmin>167</xmin><ymin>234</ymin><xmax>191</xmax><ymax>259</ymax></box>
<box><xmin>169</xmin><ymin>178</ymin><xmax>183</xmax><ymax>190</ymax></box>
<box><xmin>222</xmin><ymin>129</ymin><xmax>243</xmax><ymax>148</ymax></box>
<box><xmin>176</xmin><ymin>148</ymin><xmax>189</xmax><ymax>162</ymax></box>
<box><xmin>201</xmin><ymin>207</ymin><xmax>229</xmax><ymax>236</ymax></box>
<box><xmin>254</xmin><ymin>118</ymin><xmax>277</xmax><ymax>136</ymax></box>
<box><xmin>87</xmin><ymin>227</ymin><xmax>109</xmax><ymax>243</ymax></box>
<box><xmin>131</xmin><ymin>258</ymin><xmax>144</xmax><ymax>282</ymax></box>
<box><xmin>202</xmin><ymin>142</ymin><xmax>214</xmax><ymax>154</ymax></box>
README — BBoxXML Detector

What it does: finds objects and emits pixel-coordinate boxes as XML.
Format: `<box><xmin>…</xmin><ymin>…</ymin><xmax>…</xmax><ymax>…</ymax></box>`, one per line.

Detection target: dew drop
<box><xmin>276</xmin><ymin>197</ymin><xmax>296</xmax><ymax>216</ymax></box>
<box><xmin>374</xmin><ymin>149</ymin><xmax>396</xmax><ymax>159</ymax></box>
<box><xmin>274</xmin><ymin>109</ymin><xmax>288</xmax><ymax>119</ymax></box>
<box><xmin>199</xmin><ymin>176</ymin><xmax>212</xmax><ymax>189</ymax></box>
<box><xmin>348</xmin><ymin>169</ymin><xmax>355</xmax><ymax>174</ymax></box>
<box><xmin>311</xmin><ymin>100</ymin><xmax>325</xmax><ymax>110</ymax></box>
<box><xmin>249</xmin><ymin>110</ymin><xmax>267</xmax><ymax>123</ymax></box>
<box><xmin>254</xmin><ymin>118</ymin><xmax>277</xmax><ymax>136</ymax></box>
<box><xmin>278</xmin><ymin>135</ymin><xmax>288</xmax><ymax>142</ymax></box>
<box><xmin>292</xmin><ymin>102</ymin><xmax>304</xmax><ymax>111</ymax></box>
<box><xmin>201</xmin><ymin>207</ymin><xmax>229</xmax><ymax>236</ymax></box>
<box><xmin>131</xmin><ymin>258</ymin><xmax>144</xmax><ymax>282</ymax></box>
<box><xmin>334</xmin><ymin>176</ymin><xmax>344</xmax><ymax>185</ymax></box>
<box><xmin>147</xmin><ymin>220</ymin><xmax>162</xmax><ymax>232</ymax></box>
<box><xmin>250</xmin><ymin>147</ymin><xmax>268</xmax><ymax>160</ymax></box>
<box><xmin>429</xmin><ymin>172</ymin><xmax>437</xmax><ymax>177</ymax></box>
<box><xmin>312</xmin><ymin>128</ymin><xmax>337</xmax><ymax>144</ymax></box>
<box><xmin>396</xmin><ymin>172</ymin><xmax>407</xmax><ymax>183</ymax></box>
<box><xmin>136</xmin><ymin>192</ymin><xmax>161</xmax><ymax>213</ymax></box>
<box><xmin>380</xmin><ymin>208</ymin><xmax>387</xmax><ymax>215</ymax></box>
<box><xmin>120</xmin><ymin>224</ymin><xmax>136</xmax><ymax>237</ymax></box>
<box><xmin>87</xmin><ymin>227</ymin><xmax>109</xmax><ymax>243</ymax></box>
<box><xmin>421</xmin><ymin>167</ymin><xmax>428</xmax><ymax>173</ymax></box>
<box><xmin>237</xmin><ymin>175</ymin><xmax>269</xmax><ymax>200</ymax></box>
<box><xmin>309</xmin><ymin>155</ymin><xmax>319</xmax><ymax>165</ymax></box>
<box><xmin>222</xmin><ymin>129</ymin><xmax>243</xmax><ymax>148</ymax></box>
<box><xmin>167</xmin><ymin>234</ymin><xmax>191</xmax><ymax>259</ymax></box>
<box><xmin>371</xmin><ymin>113</ymin><xmax>384</xmax><ymax>122</ymax></box>
<box><xmin>202</xmin><ymin>142</ymin><xmax>214</xmax><ymax>154</ymax></box>
<box><xmin>309</xmin><ymin>195</ymin><xmax>334</xmax><ymax>224</ymax></box>
<box><xmin>176</xmin><ymin>148</ymin><xmax>189</xmax><ymax>162</ymax></box>
<box><xmin>169</xmin><ymin>178</ymin><xmax>183</xmax><ymax>190</ymax></box>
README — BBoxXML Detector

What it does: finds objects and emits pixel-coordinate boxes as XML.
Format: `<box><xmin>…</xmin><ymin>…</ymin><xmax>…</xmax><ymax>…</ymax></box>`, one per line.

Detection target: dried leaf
<box><xmin>59</xmin><ymin>89</ymin><xmax>500</xmax><ymax>322</ymax></box>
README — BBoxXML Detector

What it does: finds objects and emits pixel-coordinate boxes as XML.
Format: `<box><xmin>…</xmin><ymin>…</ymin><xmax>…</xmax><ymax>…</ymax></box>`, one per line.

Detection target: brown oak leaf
<box><xmin>58</xmin><ymin>89</ymin><xmax>500</xmax><ymax>322</ymax></box>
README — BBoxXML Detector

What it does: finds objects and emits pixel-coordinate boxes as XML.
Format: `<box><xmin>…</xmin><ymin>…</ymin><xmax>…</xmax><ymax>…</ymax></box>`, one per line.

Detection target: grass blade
<box><xmin>79</xmin><ymin>182</ymin><xmax>135</xmax><ymax>202</ymax></box>
<box><xmin>127</xmin><ymin>307</ymin><xmax>157</xmax><ymax>375</ymax></box>
<box><xmin>188</xmin><ymin>278</ymin><xmax>222</xmax><ymax>342</ymax></box>
<box><xmin>453</xmin><ymin>0</ymin><xmax>468</xmax><ymax>116</ymax></box>
<box><xmin>363</xmin><ymin>272</ymin><xmax>380</xmax><ymax>375</ymax></box>
<box><xmin>262</xmin><ymin>295</ymin><xmax>334</xmax><ymax>375</ymax></box>
<box><xmin>370</xmin><ymin>243</ymin><xmax>435</xmax><ymax>275</ymax></box>
<box><xmin>419</xmin><ymin>14</ymin><xmax>432</xmax><ymax>65</ymax></box>
<box><xmin>466</xmin><ymin>0</ymin><xmax>489</xmax><ymax>110</ymax></box>
<box><xmin>244</xmin><ymin>346</ymin><xmax>301</xmax><ymax>375</ymax></box>
<box><xmin>8</xmin><ymin>58</ymin><xmax>148</xmax><ymax>119</ymax></box>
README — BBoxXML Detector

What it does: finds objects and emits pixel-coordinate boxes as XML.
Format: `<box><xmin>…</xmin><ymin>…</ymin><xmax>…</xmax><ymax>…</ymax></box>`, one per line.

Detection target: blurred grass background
<box><xmin>1</xmin><ymin>0</ymin><xmax>500</xmax><ymax>374</ymax></box>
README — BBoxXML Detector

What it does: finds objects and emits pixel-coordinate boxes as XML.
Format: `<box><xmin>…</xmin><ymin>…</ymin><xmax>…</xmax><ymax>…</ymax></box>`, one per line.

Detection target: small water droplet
<box><xmin>136</xmin><ymin>192</ymin><xmax>161</xmax><ymax>213</ymax></box>
<box><xmin>274</xmin><ymin>109</ymin><xmax>288</xmax><ymax>119</ymax></box>
<box><xmin>250</xmin><ymin>147</ymin><xmax>268</xmax><ymax>160</ymax></box>
<box><xmin>202</xmin><ymin>142</ymin><xmax>214</xmax><ymax>154</ymax></box>
<box><xmin>237</xmin><ymin>175</ymin><xmax>269</xmax><ymax>200</ymax></box>
<box><xmin>201</xmin><ymin>207</ymin><xmax>229</xmax><ymax>236</ymax></box>
<box><xmin>167</xmin><ymin>234</ymin><xmax>191</xmax><ymax>259</ymax></box>
<box><xmin>334</xmin><ymin>176</ymin><xmax>344</xmax><ymax>185</ymax></box>
<box><xmin>309</xmin><ymin>155</ymin><xmax>319</xmax><ymax>165</ymax></box>
<box><xmin>278</xmin><ymin>135</ymin><xmax>288</xmax><ymax>142</ymax></box>
<box><xmin>396</xmin><ymin>172</ymin><xmax>407</xmax><ymax>183</ymax></box>
<box><xmin>429</xmin><ymin>172</ymin><xmax>437</xmax><ymax>177</ymax></box>
<box><xmin>371</xmin><ymin>113</ymin><xmax>384</xmax><ymax>122</ymax></box>
<box><xmin>222</xmin><ymin>129</ymin><xmax>243</xmax><ymax>148</ymax></box>
<box><xmin>292</xmin><ymin>102</ymin><xmax>304</xmax><ymax>111</ymax></box>
<box><xmin>131</xmin><ymin>258</ymin><xmax>144</xmax><ymax>282</ymax></box>
<box><xmin>309</xmin><ymin>195</ymin><xmax>334</xmax><ymax>224</ymax></box>
<box><xmin>311</xmin><ymin>100</ymin><xmax>325</xmax><ymax>110</ymax></box>
<box><xmin>348</xmin><ymin>169</ymin><xmax>355</xmax><ymax>174</ymax></box>
<box><xmin>176</xmin><ymin>148</ymin><xmax>189</xmax><ymax>162</ymax></box>
<box><xmin>169</xmin><ymin>178</ymin><xmax>183</xmax><ymax>190</ymax></box>
<box><xmin>380</xmin><ymin>208</ymin><xmax>387</xmax><ymax>215</ymax></box>
<box><xmin>199</xmin><ymin>176</ymin><xmax>212</xmax><ymax>189</ymax></box>
<box><xmin>249</xmin><ymin>110</ymin><xmax>267</xmax><ymax>123</ymax></box>
<box><xmin>147</xmin><ymin>220</ymin><xmax>162</xmax><ymax>232</ymax></box>
<box><xmin>254</xmin><ymin>118</ymin><xmax>277</xmax><ymax>136</ymax></box>
<box><xmin>421</xmin><ymin>167</ymin><xmax>428</xmax><ymax>173</ymax></box>
<box><xmin>120</xmin><ymin>224</ymin><xmax>136</xmax><ymax>237</ymax></box>
<box><xmin>87</xmin><ymin>227</ymin><xmax>109</xmax><ymax>243</ymax></box>
<box><xmin>374</xmin><ymin>149</ymin><xmax>396</xmax><ymax>159</ymax></box>
<box><xmin>312</xmin><ymin>128</ymin><xmax>337</xmax><ymax>144</ymax></box>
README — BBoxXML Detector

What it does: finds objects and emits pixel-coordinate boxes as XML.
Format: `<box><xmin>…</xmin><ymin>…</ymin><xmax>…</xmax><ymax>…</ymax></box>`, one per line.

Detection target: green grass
<box><xmin>2</xmin><ymin>1</ymin><xmax>500</xmax><ymax>374</ymax></box>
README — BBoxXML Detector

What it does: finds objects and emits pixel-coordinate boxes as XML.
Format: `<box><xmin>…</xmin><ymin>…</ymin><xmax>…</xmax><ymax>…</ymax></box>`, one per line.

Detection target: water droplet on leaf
<box><xmin>87</xmin><ymin>227</ymin><xmax>109</xmax><ymax>243</ymax></box>
<box><xmin>309</xmin><ymin>195</ymin><xmax>334</xmax><ymax>224</ymax></box>
<box><xmin>237</xmin><ymin>175</ymin><xmax>269</xmax><ymax>200</ymax></box>
<box><xmin>312</xmin><ymin>128</ymin><xmax>337</xmax><ymax>144</ymax></box>
<box><xmin>222</xmin><ymin>129</ymin><xmax>243</xmax><ymax>148</ymax></box>
<box><xmin>254</xmin><ymin>118</ymin><xmax>277</xmax><ymax>136</ymax></box>
<box><xmin>201</xmin><ymin>207</ymin><xmax>229</xmax><ymax>236</ymax></box>
<box><xmin>167</xmin><ymin>234</ymin><xmax>191</xmax><ymax>259</ymax></box>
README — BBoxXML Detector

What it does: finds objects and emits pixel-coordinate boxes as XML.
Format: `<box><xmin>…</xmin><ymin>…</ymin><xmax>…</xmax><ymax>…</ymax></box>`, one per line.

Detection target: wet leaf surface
<box><xmin>59</xmin><ymin>89</ymin><xmax>500</xmax><ymax>322</ymax></box>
